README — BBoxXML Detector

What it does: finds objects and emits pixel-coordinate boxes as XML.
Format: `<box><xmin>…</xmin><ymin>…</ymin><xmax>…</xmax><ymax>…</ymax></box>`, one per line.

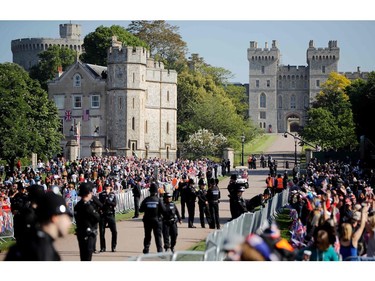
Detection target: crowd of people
<box><xmin>223</xmin><ymin>157</ymin><xmax>375</xmax><ymax>261</ymax></box>
<box><xmin>0</xmin><ymin>155</ymin><xmax>223</xmax><ymax>260</ymax></box>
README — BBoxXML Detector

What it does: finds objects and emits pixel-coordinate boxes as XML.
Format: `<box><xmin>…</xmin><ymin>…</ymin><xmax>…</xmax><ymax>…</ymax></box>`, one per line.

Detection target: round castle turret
<box><xmin>11</xmin><ymin>23</ymin><xmax>84</xmax><ymax>71</ymax></box>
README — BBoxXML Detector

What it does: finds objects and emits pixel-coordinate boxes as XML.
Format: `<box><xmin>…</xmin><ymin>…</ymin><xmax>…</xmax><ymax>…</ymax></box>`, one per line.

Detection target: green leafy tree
<box><xmin>29</xmin><ymin>45</ymin><xmax>76</xmax><ymax>90</ymax></box>
<box><xmin>346</xmin><ymin>72</ymin><xmax>375</xmax><ymax>142</ymax></box>
<box><xmin>300</xmin><ymin>72</ymin><xmax>357</xmax><ymax>150</ymax></box>
<box><xmin>127</xmin><ymin>20</ymin><xmax>188</xmax><ymax>69</ymax></box>
<box><xmin>81</xmin><ymin>25</ymin><xmax>148</xmax><ymax>66</ymax></box>
<box><xmin>184</xmin><ymin>129</ymin><xmax>228</xmax><ymax>158</ymax></box>
<box><xmin>224</xmin><ymin>84</ymin><xmax>248</xmax><ymax>119</ymax></box>
<box><xmin>0</xmin><ymin>63</ymin><xmax>62</xmax><ymax>170</ymax></box>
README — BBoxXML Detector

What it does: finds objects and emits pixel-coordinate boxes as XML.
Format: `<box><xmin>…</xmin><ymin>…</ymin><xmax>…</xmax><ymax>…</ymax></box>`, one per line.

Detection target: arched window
<box><xmin>290</xmin><ymin>95</ymin><xmax>296</xmax><ymax>109</ymax></box>
<box><xmin>260</xmin><ymin>93</ymin><xmax>266</xmax><ymax>108</ymax></box>
<box><xmin>278</xmin><ymin>95</ymin><xmax>282</xmax><ymax>109</ymax></box>
<box><xmin>73</xmin><ymin>73</ymin><xmax>81</xmax><ymax>87</ymax></box>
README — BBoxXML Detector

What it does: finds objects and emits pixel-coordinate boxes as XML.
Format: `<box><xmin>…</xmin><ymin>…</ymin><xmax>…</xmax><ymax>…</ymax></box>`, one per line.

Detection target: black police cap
<box><xmin>78</xmin><ymin>182</ymin><xmax>93</xmax><ymax>197</ymax></box>
<box><xmin>36</xmin><ymin>192</ymin><xmax>72</xmax><ymax>222</ymax></box>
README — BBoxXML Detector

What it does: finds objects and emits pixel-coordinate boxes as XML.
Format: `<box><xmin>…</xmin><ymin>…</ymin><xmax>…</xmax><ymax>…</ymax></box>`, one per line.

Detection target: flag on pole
<box><xmin>82</xmin><ymin>109</ymin><xmax>90</xmax><ymax>121</ymax></box>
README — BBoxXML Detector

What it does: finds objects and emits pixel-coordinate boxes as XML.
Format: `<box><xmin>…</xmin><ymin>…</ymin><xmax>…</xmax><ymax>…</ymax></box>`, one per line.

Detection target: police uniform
<box><xmin>196</xmin><ymin>179</ymin><xmax>212</xmax><ymax>228</ymax></box>
<box><xmin>90</xmin><ymin>194</ymin><xmax>103</xmax><ymax>253</ymax></box>
<box><xmin>5</xmin><ymin>192</ymin><xmax>72</xmax><ymax>261</ymax></box>
<box><xmin>10</xmin><ymin>184</ymin><xmax>30</xmax><ymax>241</ymax></box>
<box><xmin>139</xmin><ymin>183</ymin><xmax>166</xmax><ymax>254</ymax></box>
<box><xmin>98</xmin><ymin>184</ymin><xmax>118</xmax><ymax>252</ymax></box>
<box><xmin>74</xmin><ymin>182</ymin><xmax>100</xmax><ymax>261</ymax></box>
<box><xmin>161</xmin><ymin>193</ymin><xmax>181</xmax><ymax>252</ymax></box>
<box><xmin>227</xmin><ymin>174</ymin><xmax>238</xmax><ymax>220</ymax></box>
<box><xmin>232</xmin><ymin>186</ymin><xmax>248</xmax><ymax>219</ymax></box>
<box><xmin>131</xmin><ymin>177</ymin><xmax>142</xmax><ymax>218</ymax></box>
<box><xmin>185</xmin><ymin>179</ymin><xmax>197</xmax><ymax>228</ymax></box>
<box><xmin>206</xmin><ymin>178</ymin><xmax>221</xmax><ymax>229</ymax></box>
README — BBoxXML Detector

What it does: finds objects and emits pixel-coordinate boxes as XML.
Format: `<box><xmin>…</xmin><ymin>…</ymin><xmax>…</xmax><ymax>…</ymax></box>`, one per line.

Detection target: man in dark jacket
<box><xmin>131</xmin><ymin>176</ymin><xmax>142</xmax><ymax>219</ymax></box>
<box><xmin>207</xmin><ymin>178</ymin><xmax>221</xmax><ymax>229</ymax></box>
<box><xmin>185</xmin><ymin>178</ymin><xmax>197</xmax><ymax>228</ymax></box>
<box><xmin>161</xmin><ymin>192</ymin><xmax>181</xmax><ymax>253</ymax></box>
<box><xmin>74</xmin><ymin>182</ymin><xmax>100</xmax><ymax>261</ymax></box>
<box><xmin>5</xmin><ymin>192</ymin><xmax>72</xmax><ymax>261</ymax></box>
<box><xmin>139</xmin><ymin>183</ymin><xmax>166</xmax><ymax>254</ymax></box>
<box><xmin>227</xmin><ymin>174</ymin><xmax>238</xmax><ymax>221</ymax></box>
<box><xmin>196</xmin><ymin>178</ymin><xmax>212</xmax><ymax>228</ymax></box>
<box><xmin>98</xmin><ymin>183</ymin><xmax>118</xmax><ymax>252</ymax></box>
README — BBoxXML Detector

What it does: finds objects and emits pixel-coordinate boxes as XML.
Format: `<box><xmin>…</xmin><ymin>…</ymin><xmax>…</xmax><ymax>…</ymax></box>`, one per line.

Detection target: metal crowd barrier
<box><xmin>129</xmin><ymin>188</ymin><xmax>290</xmax><ymax>261</ymax></box>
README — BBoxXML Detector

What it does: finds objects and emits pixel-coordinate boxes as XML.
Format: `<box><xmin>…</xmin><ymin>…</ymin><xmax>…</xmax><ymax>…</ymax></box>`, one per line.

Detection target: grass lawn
<box><xmin>245</xmin><ymin>134</ymin><xmax>278</xmax><ymax>155</ymax></box>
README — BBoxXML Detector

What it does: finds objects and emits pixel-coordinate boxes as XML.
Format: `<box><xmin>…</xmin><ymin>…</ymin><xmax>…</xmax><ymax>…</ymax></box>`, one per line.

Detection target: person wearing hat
<box><xmin>5</xmin><ymin>192</ymin><xmax>72</xmax><ymax>261</ymax></box>
<box><xmin>207</xmin><ymin>177</ymin><xmax>221</xmax><ymax>229</ymax></box>
<box><xmin>185</xmin><ymin>178</ymin><xmax>197</xmax><ymax>228</ymax></box>
<box><xmin>227</xmin><ymin>173</ymin><xmax>238</xmax><ymax>221</ymax></box>
<box><xmin>139</xmin><ymin>182</ymin><xmax>166</xmax><ymax>254</ymax></box>
<box><xmin>98</xmin><ymin>182</ymin><xmax>118</xmax><ymax>252</ymax></box>
<box><xmin>161</xmin><ymin>192</ymin><xmax>182</xmax><ymax>252</ymax></box>
<box><xmin>232</xmin><ymin>185</ymin><xmax>248</xmax><ymax>220</ymax></box>
<box><xmin>10</xmin><ymin>182</ymin><xmax>29</xmax><ymax>241</ymax></box>
<box><xmin>74</xmin><ymin>182</ymin><xmax>100</xmax><ymax>261</ymax></box>
<box><xmin>196</xmin><ymin>178</ymin><xmax>212</xmax><ymax>228</ymax></box>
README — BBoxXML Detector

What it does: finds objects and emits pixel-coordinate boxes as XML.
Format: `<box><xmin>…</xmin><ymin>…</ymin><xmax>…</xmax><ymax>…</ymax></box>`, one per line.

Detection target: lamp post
<box><xmin>241</xmin><ymin>133</ymin><xmax>245</xmax><ymax>166</ymax></box>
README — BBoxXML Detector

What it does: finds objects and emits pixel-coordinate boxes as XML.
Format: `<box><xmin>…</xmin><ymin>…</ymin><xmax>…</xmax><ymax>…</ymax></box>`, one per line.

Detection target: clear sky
<box><xmin>1</xmin><ymin>2</ymin><xmax>375</xmax><ymax>84</ymax></box>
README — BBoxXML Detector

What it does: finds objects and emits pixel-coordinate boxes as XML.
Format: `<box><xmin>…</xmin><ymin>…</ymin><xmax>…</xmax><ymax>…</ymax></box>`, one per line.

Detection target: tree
<box><xmin>80</xmin><ymin>25</ymin><xmax>148</xmax><ymax>66</ymax></box>
<box><xmin>346</xmin><ymin>72</ymin><xmax>375</xmax><ymax>142</ymax></box>
<box><xmin>300</xmin><ymin>72</ymin><xmax>357</xmax><ymax>150</ymax></box>
<box><xmin>29</xmin><ymin>45</ymin><xmax>76</xmax><ymax>91</ymax></box>
<box><xmin>0</xmin><ymin>63</ymin><xmax>62</xmax><ymax>170</ymax></box>
<box><xmin>127</xmin><ymin>20</ymin><xmax>188</xmax><ymax>69</ymax></box>
<box><xmin>184</xmin><ymin>129</ymin><xmax>228</xmax><ymax>158</ymax></box>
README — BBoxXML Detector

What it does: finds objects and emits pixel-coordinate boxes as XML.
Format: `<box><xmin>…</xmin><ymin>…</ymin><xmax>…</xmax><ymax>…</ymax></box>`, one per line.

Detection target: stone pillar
<box><xmin>66</xmin><ymin>140</ymin><xmax>79</xmax><ymax>162</ymax></box>
<box><xmin>31</xmin><ymin>153</ymin><xmax>37</xmax><ymax>171</ymax></box>
<box><xmin>90</xmin><ymin>141</ymin><xmax>103</xmax><ymax>157</ymax></box>
<box><xmin>305</xmin><ymin>148</ymin><xmax>313</xmax><ymax>164</ymax></box>
<box><xmin>223</xmin><ymin>148</ymin><xmax>234</xmax><ymax>170</ymax></box>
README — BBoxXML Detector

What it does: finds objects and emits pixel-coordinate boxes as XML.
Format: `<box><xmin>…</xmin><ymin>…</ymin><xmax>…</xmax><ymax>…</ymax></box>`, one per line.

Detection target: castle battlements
<box><xmin>248</xmin><ymin>40</ymin><xmax>280</xmax><ymax>61</ymax></box>
<box><xmin>108</xmin><ymin>37</ymin><xmax>149</xmax><ymax>65</ymax></box>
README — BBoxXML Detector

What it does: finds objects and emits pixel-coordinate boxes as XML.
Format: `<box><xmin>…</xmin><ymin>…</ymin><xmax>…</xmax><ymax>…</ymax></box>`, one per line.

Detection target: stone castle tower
<box><xmin>248</xmin><ymin>40</ymin><xmax>343</xmax><ymax>133</ymax></box>
<box><xmin>11</xmin><ymin>23</ymin><xmax>83</xmax><ymax>71</ymax></box>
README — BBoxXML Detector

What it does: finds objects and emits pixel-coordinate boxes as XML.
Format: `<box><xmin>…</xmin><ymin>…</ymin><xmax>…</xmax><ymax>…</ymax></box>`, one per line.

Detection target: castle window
<box><xmin>260</xmin><ymin>111</ymin><xmax>266</xmax><ymax>119</ymax></box>
<box><xmin>322</xmin><ymin>66</ymin><xmax>326</xmax><ymax>73</ymax></box>
<box><xmin>278</xmin><ymin>96</ymin><xmax>282</xmax><ymax>109</ymax></box>
<box><xmin>54</xmin><ymin>95</ymin><xmax>65</xmax><ymax>109</ymax></box>
<box><xmin>290</xmin><ymin>95</ymin><xmax>296</xmax><ymax>109</ymax></box>
<box><xmin>304</xmin><ymin>96</ymin><xmax>309</xmax><ymax>108</ymax></box>
<box><xmin>133</xmin><ymin>73</ymin><xmax>135</xmax><ymax>83</ymax></box>
<box><xmin>256</xmin><ymin>80</ymin><xmax>259</xmax><ymax>88</ymax></box>
<box><xmin>167</xmin><ymin>91</ymin><xmax>170</xmax><ymax>102</ymax></box>
<box><xmin>316</xmin><ymin>80</ymin><xmax>320</xmax><ymax>87</ymax></box>
<box><xmin>145</xmin><ymin>121</ymin><xmax>148</xmax><ymax>134</ymax></box>
<box><xmin>259</xmin><ymin>122</ymin><xmax>262</xmax><ymax>128</ymax></box>
<box><xmin>73</xmin><ymin>74</ymin><xmax>81</xmax><ymax>87</ymax></box>
<box><xmin>267</xmin><ymin>80</ymin><xmax>270</xmax><ymax>87</ymax></box>
<box><xmin>91</xmin><ymin>95</ymin><xmax>100</xmax><ymax>108</ymax></box>
<box><xmin>263</xmin><ymin>122</ymin><xmax>266</xmax><ymax>128</ymax></box>
<box><xmin>260</xmin><ymin>93</ymin><xmax>266</xmax><ymax>108</ymax></box>
<box><xmin>118</xmin><ymin>97</ymin><xmax>123</xmax><ymax>110</ymax></box>
<box><xmin>72</xmin><ymin>95</ymin><xmax>82</xmax><ymax>109</ymax></box>
<box><xmin>132</xmin><ymin>117</ymin><xmax>135</xmax><ymax>130</ymax></box>
<box><xmin>167</xmin><ymin>122</ymin><xmax>170</xmax><ymax>134</ymax></box>
<box><xmin>261</xmin><ymin>66</ymin><xmax>265</xmax><ymax>74</ymax></box>
<box><xmin>279</xmin><ymin>80</ymin><xmax>282</xmax><ymax>88</ymax></box>
<box><xmin>59</xmin><ymin>118</ymin><xmax>64</xmax><ymax>134</ymax></box>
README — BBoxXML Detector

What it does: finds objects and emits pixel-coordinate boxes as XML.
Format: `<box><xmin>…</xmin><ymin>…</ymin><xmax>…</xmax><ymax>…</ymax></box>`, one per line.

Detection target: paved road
<box><xmin>0</xmin><ymin>133</ymin><xmax>296</xmax><ymax>261</ymax></box>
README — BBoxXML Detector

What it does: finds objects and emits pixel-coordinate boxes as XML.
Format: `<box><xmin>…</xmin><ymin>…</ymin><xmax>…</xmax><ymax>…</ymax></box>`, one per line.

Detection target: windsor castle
<box><xmin>10</xmin><ymin>23</ymin><xmax>369</xmax><ymax>159</ymax></box>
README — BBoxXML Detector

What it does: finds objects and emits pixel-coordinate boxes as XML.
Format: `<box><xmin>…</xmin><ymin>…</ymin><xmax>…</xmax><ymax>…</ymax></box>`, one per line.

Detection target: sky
<box><xmin>1</xmin><ymin>1</ymin><xmax>375</xmax><ymax>84</ymax></box>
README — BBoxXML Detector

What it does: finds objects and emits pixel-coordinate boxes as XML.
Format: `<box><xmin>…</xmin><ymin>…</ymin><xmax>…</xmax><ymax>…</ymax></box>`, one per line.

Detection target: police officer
<box><xmin>161</xmin><ymin>192</ymin><xmax>182</xmax><ymax>253</ymax></box>
<box><xmin>232</xmin><ymin>186</ymin><xmax>248</xmax><ymax>219</ymax></box>
<box><xmin>5</xmin><ymin>192</ymin><xmax>72</xmax><ymax>261</ymax></box>
<box><xmin>139</xmin><ymin>183</ymin><xmax>166</xmax><ymax>254</ymax></box>
<box><xmin>10</xmin><ymin>183</ymin><xmax>29</xmax><ymax>241</ymax></box>
<box><xmin>98</xmin><ymin>182</ymin><xmax>118</xmax><ymax>252</ymax></box>
<box><xmin>207</xmin><ymin>178</ymin><xmax>221</xmax><ymax>229</ymax></box>
<box><xmin>227</xmin><ymin>174</ymin><xmax>238</xmax><ymax>221</ymax></box>
<box><xmin>179</xmin><ymin>175</ymin><xmax>188</xmax><ymax>219</ymax></box>
<box><xmin>74</xmin><ymin>182</ymin><xmax>100</xmax><ymax>261</ymax></box>
<box><xmin>196</xmin><ymin>178</ymin><xmax>212</xmax><ymax>228</ymax></box>
<box><xmin>186</xmin><ymin>178</ymin><xmax>197</xmax><ymax>228</ymax></box>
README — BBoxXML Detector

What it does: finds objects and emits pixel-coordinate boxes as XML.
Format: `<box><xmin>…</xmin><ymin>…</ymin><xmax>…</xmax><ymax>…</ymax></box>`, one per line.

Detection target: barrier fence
<box><xmin>0</xmin><ymin>209</ymin><xmax>14</xmax><ymax>243</ymax></box>
<box><xmin>129</xmin><ymin>188</ymin><xmax>290</xmax><ymax>261</ymax></box>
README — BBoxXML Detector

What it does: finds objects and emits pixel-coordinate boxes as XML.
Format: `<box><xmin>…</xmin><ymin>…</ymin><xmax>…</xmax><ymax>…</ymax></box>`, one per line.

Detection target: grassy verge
<box><xmin>245</xmin><ymin>134</ymin><xmax>278</xmax><ymax>155</ymax></box>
